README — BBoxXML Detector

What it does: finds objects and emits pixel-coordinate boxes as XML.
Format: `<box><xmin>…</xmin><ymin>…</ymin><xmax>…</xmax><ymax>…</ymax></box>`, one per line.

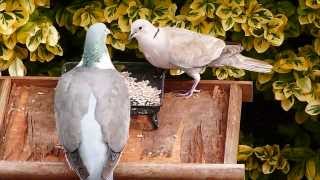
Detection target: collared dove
<box><xmin>129</xmin><ymin>19</ymin><xmax>273</xmax><ymax>97</ymax></box>
<box><xmin>54</xmin><ymin>23</ymin><xmax>130</xmax><ymax>180</ymax></box>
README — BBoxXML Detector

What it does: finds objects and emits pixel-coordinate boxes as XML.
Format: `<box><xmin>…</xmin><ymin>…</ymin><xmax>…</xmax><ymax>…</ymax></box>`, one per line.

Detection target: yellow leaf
<box><xmin>5</xmin><ymin>0</ymin><xmax>20</xmax><ymax>11</ymax></box>
<box><xmin>273</xmin><ymin>81</ymin><xmax>287</xmax><ymax>90</ymax></box>
<box><xmin>26</xmin><ymin>27</ymin><xmax>42</xmax><ymax>52</ymax></box>
<box><xmin>186</xmin><ymin>8</ymin><xmax>205</xmax><ymax>22</ymax></box>
<box><xmin>258</xmin><ymin>72</ymin><xmax>273</xmax><ymax>84</ymax></box>
<box><xmin>254</xmin><ymin>38</ymin><xmax>270</xmax><ymax>53</ymax></box>
<box><xmin>227</xmin><ymin>68</ymin><xmax>245</xmax><ymax>78</ymax></box>
<box><xmin>37</xmin><ymin>45</ymin><xmax>55</xmax><ymax>62</ymax></box>
<box><xmin>241</xmin><ymin>23</ymin><xmax>251</xmax><ymax>36</ymax></box>
<box><xmin>208</xmin><ymin>20</ymin><xmax>225</xmax><ymax>37</ymax></box>
<box><xmin>0</xmin><ymin>12</ymin><xmax>16</xmax><ymax>35</ymax></box>
<box><xmin>0</xmin><ymin>44</ymin><xmax>14</xmax><ymax>60</ymax></box>
<box><xmin>190</xmin><ymin>0</ymin><xmax>203</xmax><ymax>10</ymax></box>
<box><xmin>249</xmin><ymin>26</ymin><xmax>264</xmax><ymax>38</ymax></box>
<box><xmin>237</xmin><ymin>145</ymin><xmax>254</xmax><ymax>161</ymax></box>
<box><xmin>0</xmin><ymin>3</ymin><xmax>6</xmax><ymax>11</ymax></box>
<box><xmin>298</xmin><ymin>15</ymin><xmax>311</xmax><ymax>25</ymax></box>
<box><xmin>216</xmin><ymin>5</ymin><xmax>232</xmax><ymax>19</ymax></box>
<box><xmin>305</xmin><ymin>103</ymin><xmax>320</xmax><ymax>116</ymax></box>
<box><xmin>73</xmin><ymin>8</ymin><xmax>85</xmax><ymax>26</ymax></box>
<box><xmin>46</xmin><ymin>44</ymin><xmax>63</xmax><ymax>56</ymax></box>
<box><xmin>221</xmin><ymin>17</ymin><xmax>234</xmax><ymax>31</ymax></box>
<box><xmin>214</xmin><ymin>68</ymin><xmax>228</xmax><ymax>80</ymax></box>
<box><xmin>234</xmin><ymin>14</ymin><xmax>247</xmax><ymax>23</ymax></box>
<box><xmin>241</xmin><ymin>36</ymin><xmax>253</xmax><ymax>51</ymax></box>
<box><xmin>3</xmin><ymin>33</ymin><xmax>17</xmax><ymax>49</ymax></box>
<box><xmin>169</xmin><ymin>69</ymin><xmax>184</xmax><ymax>76</ymax></box>
<box><xmin>30</xmin><ymin>51</ymin><xmax>38</xmax><ymax>61</ymax></box>
<box><xmin>264</xmin><ymin>30</ymin><xmax>284</xmax><ymax>46</ymax></box>
<box><xmin>12</xmin><ymin>9</ymin><xmax>30</xmax><ymax>29</ymax></box>
<box><xmin>305</xmin><ymin>0</ymin><xmax>320</xmax><ymax>9</ymax></box>
<box><xmin>80</xmin><ymin>12</ymin><xmax>91</xmax><ymax>27</ymax></box>
<box><xmin>138</xmin><ymin>8</ymin><xmax>151</xmax><ymax>20</ymax></box>
<box><xmin>262</xmin><ymin>161</ymin><xmax>276</xmax><ymax>174</ymax></box>
<box><xmin>14</xmin><ymin>46</ymin><xmax>28</xmax><ymax>59</ymax></box>
<box><xmin>281</xmin><ymin>97</ymin><xmax>295</xmax><ymax>111</ymax></box>
<box><xmin>18</xmin><ymin>0</ymin><xmax>35</xmax><ymax>13</ymax></box>
<box><xmin>274</xmin><ymin>89</ymin><xmax>286</xmax><ymax>100</ymax></box>
<box><xmin>118</xmin><ymin>15</ymin><xmax>130</xmax><ymax>32</ymax></box>
<box><xmin>296</xmin><ymin>76</ymin><xmax>312</xmax><ymax>93</ymax></box>
<box><xmin>35</xmin><ymin>0</ymin><xmax>50</xmax><ymax>8</ymax></box>
<box><xmin>16</xmin><ymin>22</ymin><xmax>37</xmax><ymax>44</ymax></box>
<box><xmin>306</xmin><ymin>159</ymin><xmax>316</xmax><ymax>179</ymax></box>
<box><xmin>314</xmin><ymin>38</ymin><xmax>320</xmax><ymax>56</ymax></box>
<box><xmin>8</xmin><ymin>58</ymin><xmax>26</xmax><ymax>76</ymax></box>
<box><xmin>47</xmin><ymin>25</ymin><xmax>59</xmax><ymax>46</ymax></box>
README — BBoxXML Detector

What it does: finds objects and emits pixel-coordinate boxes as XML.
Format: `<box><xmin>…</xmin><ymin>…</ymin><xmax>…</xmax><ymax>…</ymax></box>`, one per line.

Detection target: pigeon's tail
<box><xmin>210</xmin><ymin>54</ymin><xmax>273</xmax><ymax>73</ymax></box>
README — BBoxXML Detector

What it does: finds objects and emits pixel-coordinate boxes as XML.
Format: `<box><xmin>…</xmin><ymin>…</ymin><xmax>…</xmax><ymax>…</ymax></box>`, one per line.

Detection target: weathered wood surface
<box><xmin>0</xmin><ymin>161</ymin><xmax>245</xmax><ymax>180</ymax></box>
<box><xmin>0</xmin><ymin>77</ymin><xmax>251</xmax><ymax>179</ymax></box>
<box><xmin>224</xmin><ymin>84</ymin><xmax>242</xmax><ymax>164</ymax></box>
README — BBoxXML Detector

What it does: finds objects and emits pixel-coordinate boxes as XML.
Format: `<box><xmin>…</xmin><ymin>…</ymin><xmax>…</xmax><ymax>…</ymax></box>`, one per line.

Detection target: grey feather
<box><xmin>165</xmin><ymin>27</ymin><xmax>226</xmax><ymax>68</ymax></box>
<box><xmin>210</xmin><ymin>54</ymin><xmax>273</xmax><ymax>73</ymax></box>
<box><xmin>54</xmin><ymin>67</ymin><xmax>130</xmax><ymax>179</ymax></box>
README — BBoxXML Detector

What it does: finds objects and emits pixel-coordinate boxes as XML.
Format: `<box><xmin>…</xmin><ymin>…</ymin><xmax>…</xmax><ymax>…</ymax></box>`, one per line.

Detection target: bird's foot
<box><xmin>176</xmin><ymin>89</ymin><xmax>200</xmax><ymax>98</ymax></box>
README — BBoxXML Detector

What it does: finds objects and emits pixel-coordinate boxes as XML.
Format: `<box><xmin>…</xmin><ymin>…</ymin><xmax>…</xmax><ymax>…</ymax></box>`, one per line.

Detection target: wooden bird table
<box><xmin>0</xmin><ymin>77</ymin><xmax>252</xmax><ymax>180</ymax></box>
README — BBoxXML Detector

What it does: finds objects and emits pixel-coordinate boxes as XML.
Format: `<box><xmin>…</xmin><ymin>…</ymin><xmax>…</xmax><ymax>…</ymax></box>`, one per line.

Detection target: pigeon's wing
<box><xmin>220</xmin><ymin>44</ymin><xmax>244</xmax><ymax>58</ymax></box>
<box><xmin>54</xmin><ymin>68</ymin><xmax>92</xmax><ymax>179</ymax></box>
<box><xmin>89</xmin><ymin>69</ymin><xmax>130</xmax><ymax>179</ymax></box>
<box><xmin>165</xmin><ymin>27</ymin><xmax>226</xmax><ymax>68</ymax></box>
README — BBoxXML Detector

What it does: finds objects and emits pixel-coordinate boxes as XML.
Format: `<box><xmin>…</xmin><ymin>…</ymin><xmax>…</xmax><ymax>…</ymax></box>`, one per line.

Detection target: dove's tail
<box><xmin>210</xmin><ymin>54</ymin><xmax>273</xmax><ymax>73</ymax></box>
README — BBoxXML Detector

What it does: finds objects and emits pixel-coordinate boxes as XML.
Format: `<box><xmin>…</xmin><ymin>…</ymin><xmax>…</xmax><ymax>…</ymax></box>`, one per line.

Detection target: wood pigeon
<box><xmin>54</xmin><ymin>23</ymin><xmax>130</xmax><ymax>180</ymax></box>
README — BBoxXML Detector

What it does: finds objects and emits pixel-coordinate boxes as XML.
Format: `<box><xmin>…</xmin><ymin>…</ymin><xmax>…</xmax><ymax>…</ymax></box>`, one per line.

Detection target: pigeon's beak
<box><xmin>128</xmin><ymin>31</ymin><xmax>136</xmax><ymax>41</ymax></box>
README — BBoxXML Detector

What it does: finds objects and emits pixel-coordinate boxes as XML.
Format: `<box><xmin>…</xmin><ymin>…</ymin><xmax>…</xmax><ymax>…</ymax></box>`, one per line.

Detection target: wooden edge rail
<box><xmin>0</xmin><ymin>161</ymin><xmax>245</xmax><ymax>180</ymax></box>
<box><xmin>224</xmin><ymin>84</ymin><xmax>242</xmax><ymax>164</ymax></box>
<box><xmin>0</xmin><ymin>77</ymin><xmax>253</xmax><ymax>102</ymax></box>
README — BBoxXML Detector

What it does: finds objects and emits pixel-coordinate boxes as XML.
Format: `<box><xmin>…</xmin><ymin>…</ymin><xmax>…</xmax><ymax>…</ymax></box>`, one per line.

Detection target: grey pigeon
<box><xmin>54</xmin><ymin>23</ymin><xmax>130</xmax><ymax>180</ymax></box>
<box><xmin>129</xmin><ymin>19</ymin><xmax>273</xmax><ymax>97</ymax></box>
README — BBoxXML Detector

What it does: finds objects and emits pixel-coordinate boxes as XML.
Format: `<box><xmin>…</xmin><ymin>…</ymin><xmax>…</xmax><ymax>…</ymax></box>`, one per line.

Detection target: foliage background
<box><xmin>0</xmin><ymin>0</ymin><xmax>319</xmax><ymax>179</ymax></box>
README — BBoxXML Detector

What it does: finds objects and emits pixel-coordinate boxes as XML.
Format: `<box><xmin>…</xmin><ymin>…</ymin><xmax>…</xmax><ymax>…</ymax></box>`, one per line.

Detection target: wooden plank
<box><xmin>0</xmin><ymin>79</ymin><xmax>11</xmax><ymax>131</ymax></box>
<box><xmin>0</xmin><ymin>77</ymin><xmax>253</xmax><ymax>102</ymax></box>
<box><xmin>116</xmin><ymin>163</ymin><xmax>245</xmax><ymax>180</ymax></box>
<box><xmin>122</xmin><ymin>91</ymin><xmax>229</xmax><ymax>163</ymax></box>
<box><xmin>0</xmin><ymin>161</ymin><xmax>245</xmax><ymax>180</ymax></box>
<box><xmin>165</xmin><ymin>80</ymin><xmax>252</xmax><ymax>102</ymax></box>
<box><xmin>224</xmin><ymin>84</ymin><xmax>242</xmax><ymax>164</ymax></box>
<box><xmin>0</xmin><ymin>161</ymin><xmax>77</xmax><ymax>180</ymax></box>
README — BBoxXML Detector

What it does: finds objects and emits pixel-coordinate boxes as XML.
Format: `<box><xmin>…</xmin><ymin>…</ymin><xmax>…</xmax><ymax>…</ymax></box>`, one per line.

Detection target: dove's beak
<box><xmin>128</xmin><ymin>31</ymin><xmax>136</xmax><ymax>40</ymax></box>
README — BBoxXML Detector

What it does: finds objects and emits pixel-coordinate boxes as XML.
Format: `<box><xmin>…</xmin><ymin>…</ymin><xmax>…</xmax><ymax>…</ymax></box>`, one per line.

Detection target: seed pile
<box><xmin>121</xmin><ymin>72</ymin><xmax>161</xmax><ymax>106</ymax></box>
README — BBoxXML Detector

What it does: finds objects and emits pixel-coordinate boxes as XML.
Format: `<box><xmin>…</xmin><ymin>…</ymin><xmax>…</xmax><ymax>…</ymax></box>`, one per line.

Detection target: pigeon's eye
<box><xmin>139</xmin><ymin>26</ymin><xmax>142</xmax><ymax>30</ymax></box>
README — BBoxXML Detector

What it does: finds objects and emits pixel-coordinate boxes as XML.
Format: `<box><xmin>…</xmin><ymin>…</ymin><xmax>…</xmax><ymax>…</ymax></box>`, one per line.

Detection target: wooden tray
<box><xmin>0</xmin><ymin>77</ymin><xmax>252</xmax><ymax>180</ymax></box>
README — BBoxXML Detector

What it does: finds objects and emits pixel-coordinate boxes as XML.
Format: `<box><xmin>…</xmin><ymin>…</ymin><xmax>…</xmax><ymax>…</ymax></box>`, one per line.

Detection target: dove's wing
<box><xmin>54</xmin><ymin>67</ymin><xmax>130</xmax><ymax>179</ymax></box>
<box><xmin>164</xmin><ymin>27</ymin><xmax>226</xmax><ymax>68</ymax></box>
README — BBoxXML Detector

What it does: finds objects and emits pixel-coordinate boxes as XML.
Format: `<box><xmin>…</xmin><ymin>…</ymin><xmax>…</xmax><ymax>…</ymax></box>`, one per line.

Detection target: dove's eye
<box><xmin>139</xmin><ymin>26</ymin><xmax>142</xmax><ymax>30</ymax></box>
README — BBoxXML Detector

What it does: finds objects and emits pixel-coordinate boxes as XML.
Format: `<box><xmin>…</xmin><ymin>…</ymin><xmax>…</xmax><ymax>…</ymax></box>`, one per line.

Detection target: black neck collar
<box><xmin>153</xmin><ymin>28</ymin><xmax>160</xmax><ymax>39</ymax></box>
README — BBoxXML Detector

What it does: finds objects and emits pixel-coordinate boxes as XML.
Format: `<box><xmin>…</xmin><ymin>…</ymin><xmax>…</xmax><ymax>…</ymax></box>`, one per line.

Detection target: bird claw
<box><xmin>176</xmin><ymin>89</ymin><xmax>200</xmax><ymax>98</ymax></box>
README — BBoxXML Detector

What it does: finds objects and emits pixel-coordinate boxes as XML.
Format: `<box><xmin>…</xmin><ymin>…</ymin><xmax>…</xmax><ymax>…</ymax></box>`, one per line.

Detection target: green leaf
<box><xmin>8</xmin><ymin>58</ymin><xmax>26</xmax><ymax>76</ymax></box>
<box><xmin>296</xmin><ymin>76</ymin><xmax>312</xmax><ymax>93</ymax></box>
<box><xmin>214</xmin><ymin>68</ymin><xmax>228</xmax><ymax>80</ymax></box>
<box><xmin>253</xmin><ymin>38</ymin><xmax>270</xmax><ymax>53</ymax></box>
<box><xmin>281</xmin><ymin>96</ymin><xmax>295</xmax><ymax>111</ymax></box>
<box><xmin>237</xmin><ymin>145</ymin><xmax>254</xmax><ymax>161</ymax></box>
<box><xmin>47</xmin><ymin>25</ymin><xmax>59</xmax><ymax>46</ymax></box>
<box><xmin>305</xmin><ymin>103</ymin><xmax>320</xmax><ymax>116</ymax></box>
<box><xmin>26</xmin><ymin>27</ymin><xmax>42</xmax><ymax>52</ymax></box>
<box><xmin>221</xmin><ymin>17</ymin><xmax>234</xmax><ymax>31</ymax></box>
<box><xmin>282</xmin><ymin>147</ymin><xmax>316</xmax><ymax>161</ymax></box>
